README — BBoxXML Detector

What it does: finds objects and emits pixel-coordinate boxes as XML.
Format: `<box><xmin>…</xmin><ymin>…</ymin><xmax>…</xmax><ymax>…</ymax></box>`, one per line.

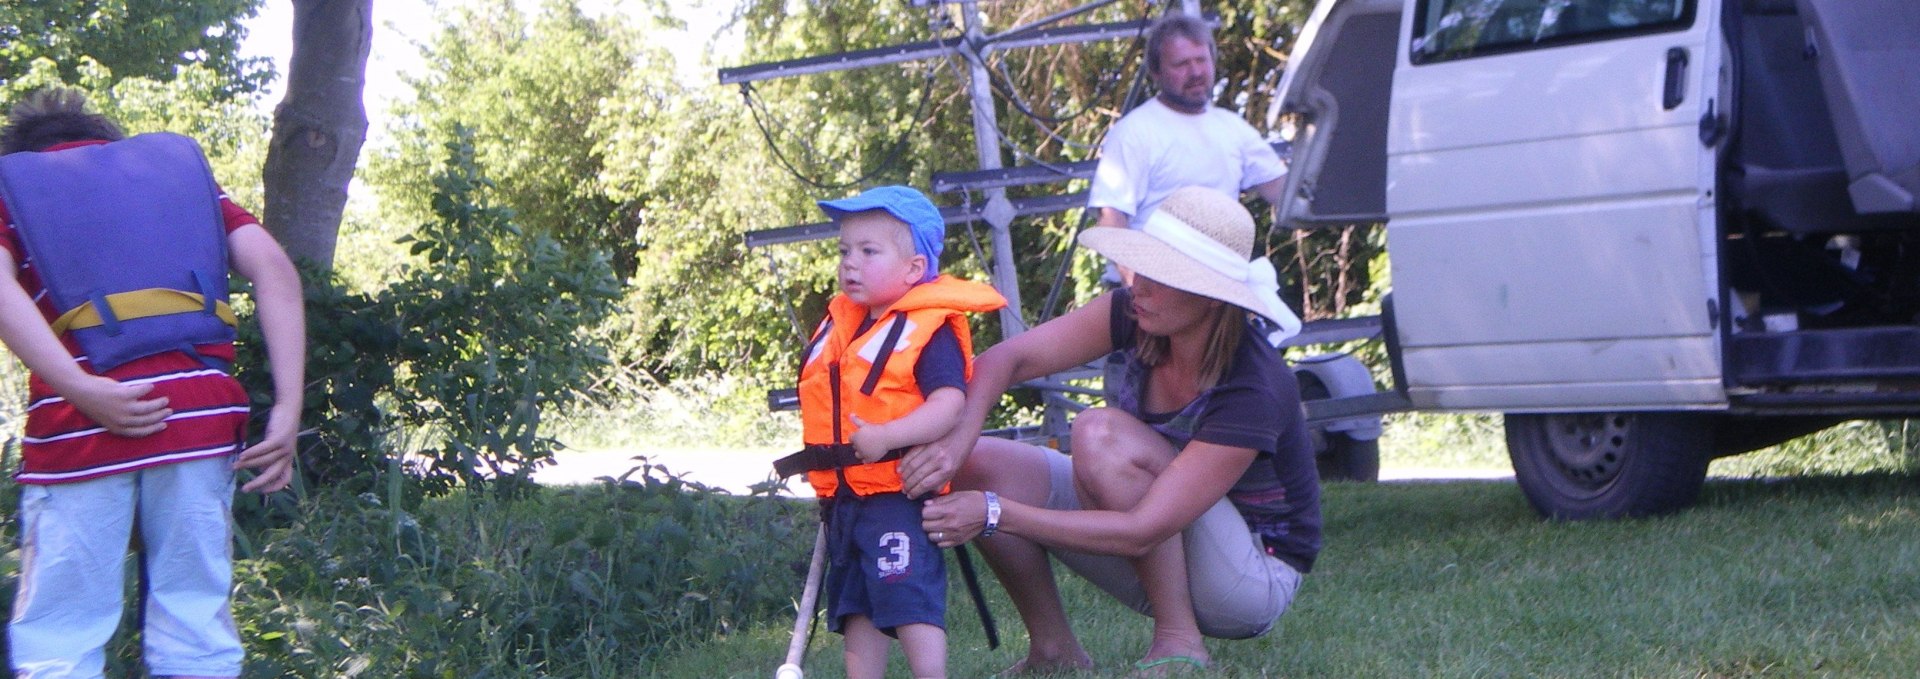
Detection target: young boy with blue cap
<box><xmin>773</xmin><ymin>185</ymin><xmax>1005</xmax><ymax>678</ymax></box>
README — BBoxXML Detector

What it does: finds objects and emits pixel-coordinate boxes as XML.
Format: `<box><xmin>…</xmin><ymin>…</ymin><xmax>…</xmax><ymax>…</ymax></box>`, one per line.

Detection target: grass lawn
<box><xmin>659</xmin><ymin>473</ymin><xmax>1920</xmax><ymax>677</ymax></box>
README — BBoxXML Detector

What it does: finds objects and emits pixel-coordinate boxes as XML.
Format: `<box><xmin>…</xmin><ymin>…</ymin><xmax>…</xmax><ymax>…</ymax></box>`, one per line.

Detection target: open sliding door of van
<box><xmin>1385</xmin><ymin>0</ymin><xmax>1725</xmax><ymax>411</ymax></box>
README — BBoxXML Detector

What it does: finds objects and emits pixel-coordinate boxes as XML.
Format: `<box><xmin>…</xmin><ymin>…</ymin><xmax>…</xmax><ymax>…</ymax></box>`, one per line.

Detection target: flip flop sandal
<box><xmin>1132</xmin><ymin>655</ymin><xmax>1209</xmax><ymax>674</ymax></box>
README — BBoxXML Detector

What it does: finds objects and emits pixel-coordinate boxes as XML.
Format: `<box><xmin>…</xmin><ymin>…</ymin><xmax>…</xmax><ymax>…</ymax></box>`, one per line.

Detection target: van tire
<box><xmin>1504</xmin><ymin>412</ymin><xmax>1710</xmax><ymax>520</ymax></box>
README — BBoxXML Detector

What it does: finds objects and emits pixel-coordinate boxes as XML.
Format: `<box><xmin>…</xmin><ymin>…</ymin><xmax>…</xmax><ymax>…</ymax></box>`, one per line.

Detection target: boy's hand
<box><xmin>848</xmin><ymin>414</ymin><xmax>892</xmax><ymax>463</ymax></box>
<box><xmin>234</xmin><ymin>406</ymin><xmax>299</xmax><ymax>493</ymax></box>
<box><xmin>66</xmin><ymin>377</ymin><xmax>172</xmax><ymax>438</ymax></box>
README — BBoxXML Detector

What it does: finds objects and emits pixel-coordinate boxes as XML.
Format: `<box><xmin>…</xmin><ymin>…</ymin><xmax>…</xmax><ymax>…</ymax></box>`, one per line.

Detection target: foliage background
<box><xmin>0</xmin><ymin>0</ymin><xmax>271</xmax><ymax>99</ymax></box>
<box><xmin>0</xmin><ymin>0</ymin><xmax>1916</xmax><ymax>676</ymax></box>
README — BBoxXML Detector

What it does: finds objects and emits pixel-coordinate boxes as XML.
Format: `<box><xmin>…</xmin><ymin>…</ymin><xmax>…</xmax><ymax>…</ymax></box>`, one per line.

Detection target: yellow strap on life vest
<box><xmin>49</xmin><ymin>288</ymin><xmax>238</xmax><ymax>335</ymax></box>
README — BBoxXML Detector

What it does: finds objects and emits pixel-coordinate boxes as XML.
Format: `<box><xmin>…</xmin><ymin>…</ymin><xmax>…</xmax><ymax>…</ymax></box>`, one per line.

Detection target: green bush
<box><xmin>234</xmin><ymin>129</ymin><xmax>622</xmax><ymax>499</ymax></box>
<box><xmin>236</xmin><ymin>268</ymin><xmax>401</xmax><ymax>494</ymax></box>
<box><xmin>1379</xmin><ymin>412</ymin><xmax>1511</xmax><ymax>470</ymax></box>
<box><xmin>1712</xmin><ymin>419</ymin><xmax>1920</xmax><ymax>477</ymax></box>
<box><xmin>232</xmin><ymin>465</ymin><xmax>815</xmax><ymax>677</ymax></box>
<box><xmin>385</xmin><ymin>128</ymin><xmax>622</xmax><ymax>497</ymax></box>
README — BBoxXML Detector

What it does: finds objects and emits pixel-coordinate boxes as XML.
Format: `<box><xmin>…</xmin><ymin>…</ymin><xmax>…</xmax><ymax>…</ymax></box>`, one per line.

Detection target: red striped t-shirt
<box><xmin>1</xmin><ymin>139</ymin><xmax>253</xmax><ymax>485</ymax></box>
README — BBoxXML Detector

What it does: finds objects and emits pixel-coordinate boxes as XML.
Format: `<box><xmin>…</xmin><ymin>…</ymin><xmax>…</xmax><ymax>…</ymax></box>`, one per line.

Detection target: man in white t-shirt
<box><xmin>1089</xmin><ymin>13</ymin><xmax>1288</xmax><ymax>230</ymax></box>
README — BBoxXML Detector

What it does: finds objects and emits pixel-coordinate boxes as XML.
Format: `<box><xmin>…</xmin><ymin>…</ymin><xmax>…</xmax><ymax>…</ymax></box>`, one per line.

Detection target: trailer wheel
<box><xmin>1299</xmin><ymin>372</ymin><xmax>1380</xmax><ymax>482</ymax></box>
<box><xmin>1504</xmin><ymin>412</ymin><xmax>1710</xmax><ymax>520</ymax></box>
<box><xmin>1316</xmin><ymin>430</ymin><xmax>1381</xmax><ymax>482</ymax></box>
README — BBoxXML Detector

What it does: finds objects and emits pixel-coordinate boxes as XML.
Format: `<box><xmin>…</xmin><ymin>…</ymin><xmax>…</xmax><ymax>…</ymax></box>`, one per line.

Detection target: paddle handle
<box><xmin>778</xmin><ymin>522</ymin><xmax>830</xmax><ymax>677</ymax></box>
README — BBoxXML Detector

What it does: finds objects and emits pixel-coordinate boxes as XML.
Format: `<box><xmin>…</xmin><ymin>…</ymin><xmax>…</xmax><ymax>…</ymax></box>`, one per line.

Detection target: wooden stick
<box><xmin>776</xmin><ymin>522</ymin><xmax>830</xmax><ymax>679</ymax></box>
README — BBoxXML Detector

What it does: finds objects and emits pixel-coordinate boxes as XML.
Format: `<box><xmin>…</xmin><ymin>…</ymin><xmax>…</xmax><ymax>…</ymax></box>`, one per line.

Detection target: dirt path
<box><xmin>536</xmin><ymin>445</ymin><xmax>803</xmax><ymax>495</ymax></box>
<box><xmin>536</xmin><ymin>446</ymin><xmax>1515</xmax><ymax>495</ymax></box>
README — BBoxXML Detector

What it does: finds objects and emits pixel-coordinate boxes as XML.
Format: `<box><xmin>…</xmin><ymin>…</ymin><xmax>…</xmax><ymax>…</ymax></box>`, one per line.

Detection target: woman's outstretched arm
<box><xmin>897</xmin><ymin>292</ymin><xmax>1118</xmax><ymax>497</ymax></box>
<box><xmin>921</xmin><ymin>440</ymin><xmax>1254</xmax><ymax>555</ymax></box>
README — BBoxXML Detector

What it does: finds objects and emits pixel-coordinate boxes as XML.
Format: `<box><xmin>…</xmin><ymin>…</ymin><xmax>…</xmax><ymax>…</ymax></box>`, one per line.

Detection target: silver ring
<box><xmin>932</xmin><ymin>531</ymin><xmax>944</xmax><ymax>541</ymax></box>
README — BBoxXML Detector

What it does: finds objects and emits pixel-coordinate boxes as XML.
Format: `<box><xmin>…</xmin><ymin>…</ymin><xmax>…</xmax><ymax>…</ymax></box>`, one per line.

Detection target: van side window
<box><xmin>1411</xmin><ymin>0</ymin><xmax>1695</xmax><ymax>64</ymax></box>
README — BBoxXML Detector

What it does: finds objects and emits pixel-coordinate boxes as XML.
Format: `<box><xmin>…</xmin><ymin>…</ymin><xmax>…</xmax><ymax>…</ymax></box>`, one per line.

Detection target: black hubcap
<box><xmin>1544</xmin><ymin>413</ymin><xmax>1630</xmax><ymax>489</ymax></box>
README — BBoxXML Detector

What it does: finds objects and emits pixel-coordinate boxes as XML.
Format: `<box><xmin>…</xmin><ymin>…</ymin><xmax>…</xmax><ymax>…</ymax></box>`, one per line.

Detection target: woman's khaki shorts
<box><xmin>1038</xmin><ymin>447</ymin><xmax>1302</xmax><ymax>639</ymax></box>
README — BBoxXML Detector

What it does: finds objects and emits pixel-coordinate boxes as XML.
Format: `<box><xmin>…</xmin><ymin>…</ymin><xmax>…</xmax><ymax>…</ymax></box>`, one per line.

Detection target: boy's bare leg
<box><xmin>952</xmin><ymin>438</ymin><xmax>1093</xmax><ymax>674</ymax></box>
<box><xmin>896</xmin><ymin>621</ymin><xmax>946</xmax><ymax>678</ymax></box>
<box><xmin>843</xmin><ymin>615</ymin><xmax>891</xmax><ymax>679</ymax></box>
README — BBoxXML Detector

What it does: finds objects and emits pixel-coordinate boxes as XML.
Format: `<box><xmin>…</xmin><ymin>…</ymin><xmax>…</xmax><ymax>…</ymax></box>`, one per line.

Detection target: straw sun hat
<box><xmin>1078</xmin><ymin>186</ymin><xmax>1304</xmax><ymax>341</ymax></box>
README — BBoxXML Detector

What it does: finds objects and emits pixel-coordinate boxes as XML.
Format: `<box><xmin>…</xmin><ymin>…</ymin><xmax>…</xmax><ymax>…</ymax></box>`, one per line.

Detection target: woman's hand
<box><xmin>898</xmin><ymin>423</ymin><xmax>980</xmax><ymax>499</ymax></box>
<box><xmin>922</xmin><ymin>490</ymin><xmax>988</xmax><ymax>548</ymax></box>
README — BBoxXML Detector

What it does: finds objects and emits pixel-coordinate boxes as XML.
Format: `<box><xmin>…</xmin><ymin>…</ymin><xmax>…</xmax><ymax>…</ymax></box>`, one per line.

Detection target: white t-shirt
<box><xmin>1088</xmin><ymin>98</ymin><xmax>1288</xmax><ymax>228</ymax></box>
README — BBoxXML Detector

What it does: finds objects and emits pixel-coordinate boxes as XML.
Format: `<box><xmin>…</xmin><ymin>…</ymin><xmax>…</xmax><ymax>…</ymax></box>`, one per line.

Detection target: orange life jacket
<box><xmin>797</xmin><ymin>275</ymin><xmax>1006</xmax><ymax>498</ymax></box>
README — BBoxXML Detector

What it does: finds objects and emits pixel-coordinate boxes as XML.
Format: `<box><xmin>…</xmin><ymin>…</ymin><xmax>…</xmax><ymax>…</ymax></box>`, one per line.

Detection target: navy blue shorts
<box><xmin>824</xmin><ymin>492</ymin><xmax>947</xmax><ymax>635</ymax></box>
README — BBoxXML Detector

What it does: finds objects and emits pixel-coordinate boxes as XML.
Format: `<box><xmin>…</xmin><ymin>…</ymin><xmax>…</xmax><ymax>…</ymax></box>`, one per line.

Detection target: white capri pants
<box><xmin>1039</xmin><ymin>448</ymin><xmax>1302</xmax><ymax>639</ymax></box>
<box><xmin>9</xmin><ymin>456</ymin><xmax>242</xmax><ymax>678</ymax></box>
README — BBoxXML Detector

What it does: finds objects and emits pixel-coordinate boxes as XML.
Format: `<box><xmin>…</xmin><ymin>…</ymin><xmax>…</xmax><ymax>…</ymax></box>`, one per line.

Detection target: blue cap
<box><xmin>818</xmin><ymin>185</ymin><xmax>944</xmax><ymax>283</ymax></box>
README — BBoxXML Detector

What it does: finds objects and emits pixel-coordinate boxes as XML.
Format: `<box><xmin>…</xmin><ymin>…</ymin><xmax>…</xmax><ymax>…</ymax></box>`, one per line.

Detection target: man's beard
<box><xmin>1159</xmin><ymin>87</ymin><xmax>1211</xmax><ymax>112</ymax></box>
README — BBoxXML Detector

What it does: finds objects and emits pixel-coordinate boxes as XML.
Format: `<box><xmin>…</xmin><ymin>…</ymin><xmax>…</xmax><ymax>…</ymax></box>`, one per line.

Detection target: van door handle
<box><xmin>1663</xmin><ymin>47</ymin><xmax>1689</xmax><ymax>110</ymax></box>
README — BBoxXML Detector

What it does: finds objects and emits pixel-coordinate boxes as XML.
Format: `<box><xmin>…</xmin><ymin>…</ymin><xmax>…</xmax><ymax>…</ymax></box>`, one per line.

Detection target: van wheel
<box><xmin>1504</xmin><ymin>412</ymin><xmax>1710</xmax><ymax>520</ymax></box>
<box><xmin>1299</xmin><ymin>372</ymin><xmax>1380</xmax><ymax>482</ymax></box>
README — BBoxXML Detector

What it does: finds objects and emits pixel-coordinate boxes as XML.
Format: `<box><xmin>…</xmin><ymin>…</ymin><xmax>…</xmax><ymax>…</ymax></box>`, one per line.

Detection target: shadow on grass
<box><xmin>1699</xmin><ymin>470</ymin><xmax>1920</xmax><ymax>511</ymax></box>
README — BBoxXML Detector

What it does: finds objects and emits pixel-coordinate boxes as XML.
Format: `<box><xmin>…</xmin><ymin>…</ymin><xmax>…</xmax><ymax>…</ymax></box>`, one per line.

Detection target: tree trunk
<box><xmin>262</xmin><ymin>0</ymin><xmax>373</xmax><ymax>270</ymax></box>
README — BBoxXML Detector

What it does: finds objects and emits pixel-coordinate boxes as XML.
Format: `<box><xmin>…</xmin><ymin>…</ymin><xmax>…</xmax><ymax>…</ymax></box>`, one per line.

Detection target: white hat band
<box><xmin>1141</xmin><ymin>209</ymin><xmax>1302</xmax><ymax>341</ymax></box>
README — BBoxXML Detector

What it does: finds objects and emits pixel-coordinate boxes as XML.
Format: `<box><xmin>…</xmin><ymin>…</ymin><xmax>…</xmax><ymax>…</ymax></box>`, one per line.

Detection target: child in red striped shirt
<box><xmin>0</xmin><ymin>88</ymin><xmax>306</xmax><ymax>679</ymax></box>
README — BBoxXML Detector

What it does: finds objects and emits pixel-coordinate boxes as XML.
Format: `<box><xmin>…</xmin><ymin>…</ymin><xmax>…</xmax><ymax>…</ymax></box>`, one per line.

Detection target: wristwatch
<box><xmin>981</xmin><ymin>491</ymin><xmax>1001</xmax><ymax>538</ymax></box>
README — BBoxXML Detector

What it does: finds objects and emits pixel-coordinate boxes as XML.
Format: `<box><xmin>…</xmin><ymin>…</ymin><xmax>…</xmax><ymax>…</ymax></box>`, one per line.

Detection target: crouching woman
<box><xmin>908</xmin><ymin>186</ymin><xmax>1322</xmax><ymax>674</ymax></box>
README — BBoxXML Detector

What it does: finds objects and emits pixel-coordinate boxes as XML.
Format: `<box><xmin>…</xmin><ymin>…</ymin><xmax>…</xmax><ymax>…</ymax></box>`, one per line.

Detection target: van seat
<box><xmin>1734</xmin><ymin>9</ymin><xmax>1910</xmax><ymax>233</ymax></box>
<box><xmin>1796</xmin><ymin>0</ymin><xmax>1920</xmax><ymax>214</ymax></box>
<box><xmin>1736</xmin><ymin>11</ymin><xmax>1846</xmax><ymax>233</ymax></box>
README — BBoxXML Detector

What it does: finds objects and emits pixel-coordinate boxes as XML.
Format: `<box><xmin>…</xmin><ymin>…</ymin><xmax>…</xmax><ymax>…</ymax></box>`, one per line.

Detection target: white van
<box><xmin>1278</xmin><ymin>0</ymin><xmax>1920</xmax><ymax>518</ymax></box>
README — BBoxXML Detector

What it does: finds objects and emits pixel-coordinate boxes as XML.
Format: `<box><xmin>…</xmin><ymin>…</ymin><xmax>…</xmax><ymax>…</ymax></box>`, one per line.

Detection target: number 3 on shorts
<box><xmin>876</xmin><ymin>531</ymin><xmax>911</xmax><ymax>577</ymax></box>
